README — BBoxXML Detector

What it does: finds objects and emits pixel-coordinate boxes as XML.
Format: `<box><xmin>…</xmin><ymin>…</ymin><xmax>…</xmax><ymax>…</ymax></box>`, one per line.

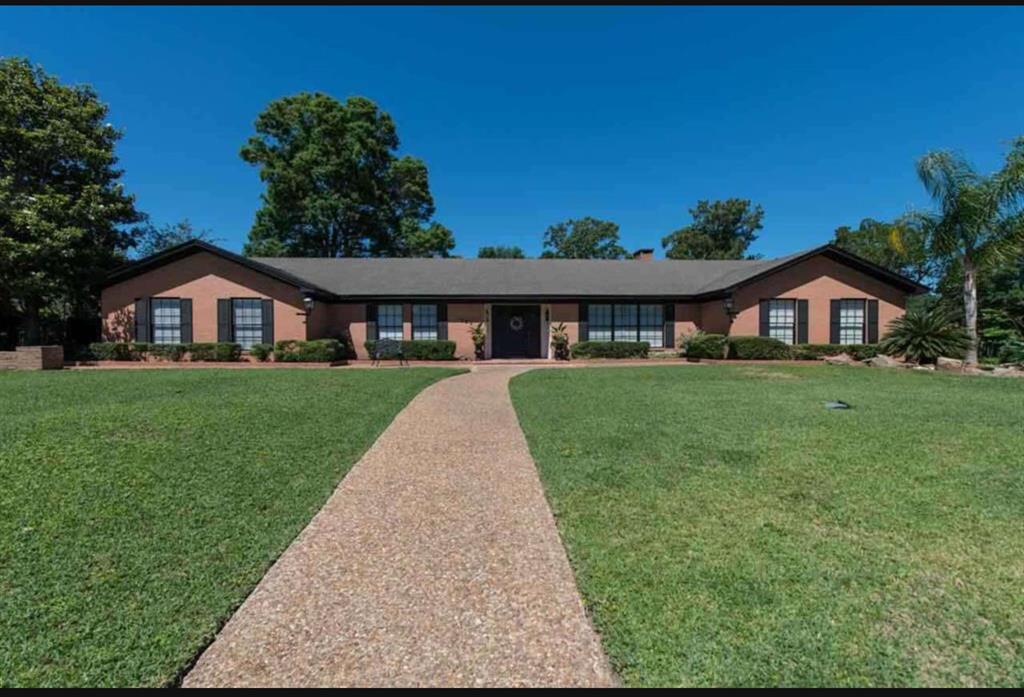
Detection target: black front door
<box><xmin>492</xmin><ymin>305</ymin><xmax>541</xmax><ymax>358</ymax></box>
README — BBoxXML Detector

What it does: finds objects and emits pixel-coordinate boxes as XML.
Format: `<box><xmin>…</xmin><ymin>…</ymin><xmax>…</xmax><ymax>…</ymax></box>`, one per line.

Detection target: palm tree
<box><xmin>898</xmin><ymin>139</ymin><xmax>1024</xmax><ymax>365</ymax></box>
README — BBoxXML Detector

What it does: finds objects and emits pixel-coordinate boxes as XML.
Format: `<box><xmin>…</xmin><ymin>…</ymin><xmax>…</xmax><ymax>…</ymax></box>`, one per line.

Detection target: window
<box><xmin>588</xmin><ymin>304</ymin><xmax>613</xmax><ymax>341</ymax></box>
<box><xmin>377</xmin><ymin>304</ymin><xmax>403</xmax><ymax>341</ymax></box>
<box><xmin>588</xmin><ymin>303</ymin><xmax>664</xmax><ymax>347</ymax></box>
<box><xmin>412</xmin><ymin>304</ymin><xmax>437</xmax><ymax>340</ymax></box>
<box><xmin>768</xmin><ymin>299</ymin><xmax>796</xmax><ymax>345</ymax></box>
<box><xmin>638</xmin><ymin>304</ymin><xmax>664</xmax><ymax>348</ymax></box>
<box><xmin>839</xmin><ymin>299</ymin><xmax>866</xmax><ymax>345</ymax></box>
<box><xmin>613</xmin><ymin>304</ymin><xmax>638</xmax><ymax>342</ymax></box>
<box><xmin>151</xmin><ymin>299</ymin><xmax>181</xmax><ymax>344</ymax></box>
<box><xmin>232</xmin><ymin>299</ymin><xmax>263</xmax><ymax>350</ymax></box>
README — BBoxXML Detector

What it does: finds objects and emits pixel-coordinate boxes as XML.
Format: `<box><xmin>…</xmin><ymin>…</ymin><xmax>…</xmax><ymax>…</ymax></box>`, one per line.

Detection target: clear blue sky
<box><xmin>3</xmin><ymin>6</ymin><xmax>1023</xmax><ymax>258</ymax></box>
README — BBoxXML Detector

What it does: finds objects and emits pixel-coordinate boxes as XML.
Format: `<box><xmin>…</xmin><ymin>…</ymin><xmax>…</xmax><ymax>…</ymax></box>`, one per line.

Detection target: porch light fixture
<box><xmin>723</xmin><ymin>295</ymin><xmax>738</xmax><ymax>321</ymax></box>
<box><xmin>303</xmin><ymin>294</ymin><xmax>315</xmax><ymax>314</ymax></box>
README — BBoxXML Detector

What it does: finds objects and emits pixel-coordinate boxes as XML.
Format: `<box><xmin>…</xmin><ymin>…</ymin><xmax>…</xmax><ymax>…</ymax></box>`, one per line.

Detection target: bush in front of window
<box><xmin>570</xmin><ymin>341</ymin><xmax>650</xmax><ymax>359</ymax></box>
<box><xmin>726</xmin><ymin>336</ymin><xmax>794</xmax><ymax>360</ymax></box>
<box><xmin>363</xmin><ymin>340</ymin><xmax>457</xmax><ymax>360</ymax></box>
<box><xmin>145</xmin><ymin>344</ymin><xmax>187</xmax><ymax>361</ymax></box>
<box><xmin>274</xmin><ymin>339</ymin><xmax>345</xmax><ymax>362</ymax></box>
<box><xmin>187</xmin><ymin>342</ymin><xmax>242</xmax><ymax>362</ymax></box>
<box><xmin>680</xmin><ymin>331</ymin><xmax>728</xmax><ymax>360</ymax></box>
<box><xmin>249</xmin><ymin>343</ymin><xmax>273</xmax><ymax>362</ymax></box>
<box><xmin>87</xmin><ymin>342</ymin><xmax>136</xmax><ymax>361</ymax></box>
<box><xmin>791</xmin><ymin>344</ymin><xmax>881</xmax><ymax>361</ymax></box>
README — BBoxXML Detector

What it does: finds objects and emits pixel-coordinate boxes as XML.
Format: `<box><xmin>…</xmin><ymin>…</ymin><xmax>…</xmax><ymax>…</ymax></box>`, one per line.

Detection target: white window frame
<box><xmin>767</xmin><ymin>299</ymin><xmax>796</xmax><ymax>345</ymax></box>
<box><xmin>839</xmin><ymin>299</ymin><xmax>866</xmax><ymax>345</ymax></box>
<box><xmin>412</xmin><ymin>304</ymin><xmax>438</xmax><ymax>340</ymax></box>
<box><xmin>232</xmin><ymin>298</ymin><xmax>263</xmax><ymax>350</ymax></box>
<box><xmin>151</xmin><ymin>298</ymin><xmax>182</xmax><ymax>345</ymax></box>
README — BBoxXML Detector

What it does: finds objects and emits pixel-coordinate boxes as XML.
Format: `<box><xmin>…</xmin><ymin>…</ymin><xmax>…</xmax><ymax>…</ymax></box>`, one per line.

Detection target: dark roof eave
<box><xmin>102</xmin><ymin>240</ymin><xmax>339</xmax><ymax>299</ymax></box>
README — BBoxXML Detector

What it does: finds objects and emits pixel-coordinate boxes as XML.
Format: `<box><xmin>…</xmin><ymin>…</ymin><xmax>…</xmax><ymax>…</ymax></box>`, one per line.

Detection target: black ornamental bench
<box><xmin>370</xmin><ymin>338</ymin><xmax>408</xmax><ymax>366</ymax></box>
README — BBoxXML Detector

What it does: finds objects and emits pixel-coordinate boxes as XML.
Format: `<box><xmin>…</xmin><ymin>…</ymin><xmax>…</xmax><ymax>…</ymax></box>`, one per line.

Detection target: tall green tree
<box><xmin>240</xmin><ymin>93</ymin><xmax>453</xmax><ymax>258</ymax></box>
<box><xmin>540</xmin><ymin>217</ymin><xmax>626</xmax><ymax>259</ymax></box>
<box><xmin>662</xmin><ymin>199</ymin><xmax>764</xmax><ymax>259</ymax></box>
<box><xmin>133</xmin><ymin>219</ymin><xmax>216</xmax><ymax>259</ymax></box>
<box><xmin>478</xmin><ymin>245</ymin><xmax>525</xmax><ymax>258</ymax></box>
<box><xmin>833</xmin><ymin>216</ymin><xmax>938</xmax><ymax>284</ymax></box>
<box><xmin>0</xmin><ymin>58</ymin><xmax>142</xmax><ymax>347</ymax></box>
<box><xmin>900</xmin><ymin>140</ymin><xmax>1024</xmax><ymax>365</ymax></box>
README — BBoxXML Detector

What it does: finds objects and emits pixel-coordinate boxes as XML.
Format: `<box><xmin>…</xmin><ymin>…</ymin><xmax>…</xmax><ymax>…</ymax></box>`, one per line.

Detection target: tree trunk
<box><xmin>963</xmin><ymin>255</ymin><xmax>979</xmax><ymax>366</ymax></box>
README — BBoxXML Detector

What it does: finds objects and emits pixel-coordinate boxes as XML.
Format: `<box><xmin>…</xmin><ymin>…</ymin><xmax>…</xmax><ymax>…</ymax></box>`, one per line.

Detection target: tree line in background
<box><xmin>1</xmin><ymin>56</ymin><xmax>1022</xmax><ymax>363</ymax></box>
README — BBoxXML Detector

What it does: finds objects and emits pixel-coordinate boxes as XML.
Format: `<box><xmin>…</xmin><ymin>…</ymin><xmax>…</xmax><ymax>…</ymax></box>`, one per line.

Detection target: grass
<box><xmin>510</xmin><ymin>364</ymin><xmax>1024</xmax><ymax>687</ymax></box>
<box><xmin>0</xmin><ymin>367</ymin><xmax>462</xmax><ymax>687</ymax></box>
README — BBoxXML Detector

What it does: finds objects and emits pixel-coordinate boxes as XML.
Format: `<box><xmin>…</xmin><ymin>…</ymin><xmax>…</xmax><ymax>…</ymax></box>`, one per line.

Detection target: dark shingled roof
<box><xmin>104</xmin><ymin>240</ymin><xmax>928</xmax><ymax>298</ymax></box>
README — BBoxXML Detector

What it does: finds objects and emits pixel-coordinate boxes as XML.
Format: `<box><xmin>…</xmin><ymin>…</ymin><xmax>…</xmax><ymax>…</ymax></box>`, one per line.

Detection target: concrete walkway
<box><xmin>183</xmin><ymin>366</ymin><xmax>614</xmax><ymax>688</ymax></box>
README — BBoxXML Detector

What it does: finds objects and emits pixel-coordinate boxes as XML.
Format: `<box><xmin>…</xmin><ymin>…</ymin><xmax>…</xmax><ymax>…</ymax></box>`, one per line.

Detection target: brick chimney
<box><xmin>632</xmin><ymin>248</ymin><xmax>654</xmax><ymax>261</ymax></box>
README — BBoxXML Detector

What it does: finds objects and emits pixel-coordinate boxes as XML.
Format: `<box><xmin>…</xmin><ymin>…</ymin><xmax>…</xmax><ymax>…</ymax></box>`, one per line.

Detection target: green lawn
<box><xmin>0</xmin><ymin>367</ymin><xmax>462</xmax><ymax>687</ymax></box>
<box><xmin>510</xmin><ymin>365</ymin><xmax>1024</xmax><ymax>687</ymax></box>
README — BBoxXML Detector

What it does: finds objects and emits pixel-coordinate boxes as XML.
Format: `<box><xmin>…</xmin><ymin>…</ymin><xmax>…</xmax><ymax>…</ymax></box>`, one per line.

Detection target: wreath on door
<box><xmin>509</xmin><ymin>315</ymin><xmax>524</xmax><ymax>332</ymax></box>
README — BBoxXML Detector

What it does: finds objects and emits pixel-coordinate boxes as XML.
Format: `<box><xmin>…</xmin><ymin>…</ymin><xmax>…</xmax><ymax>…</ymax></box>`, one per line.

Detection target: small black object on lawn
<box><xmin>825</xmin><ymin>400</ymin><xmax>851</xmax><ymax>410</ymax></box>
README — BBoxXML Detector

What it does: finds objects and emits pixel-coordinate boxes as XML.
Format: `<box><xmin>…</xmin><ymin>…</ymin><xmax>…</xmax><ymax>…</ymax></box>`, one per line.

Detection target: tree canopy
<box><xmin>240</xmin><ymin>93</ymin><xmax>453</xmax><ymax>258</ymax></box>
<box><xmin>540</xmin><ymin>217</ymin><xmax>626</xmax><ymax>259</ymax></box>
<box><xmin>478</xmin><ymin>245</ymin><xmax>526</xmax><ymax>259</ymax></box>
<box><xmin>0</xmin><ymin>57</ymin><xmax>142</xmax><ymax>347</ymax></box>
<box><xmin>133</xmin><ymin>219</ymin><xmax>217</xmax><ymax>259</ymax></box>
<box><xmin>833</xmin><ymin>216</ymin><xmax>938</xmax><ymax>284</ymax></box>
<box><xmin>662</xmin><ymin>199</ymin><xmax>764</xmax><ymax>260</ymax></box>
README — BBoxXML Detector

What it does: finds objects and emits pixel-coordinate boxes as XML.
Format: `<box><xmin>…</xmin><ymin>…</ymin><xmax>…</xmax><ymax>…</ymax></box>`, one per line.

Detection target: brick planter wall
<box><xmin>0</xmin><ymin>346</ymin><xmax>64</xmax><ymax>370</ymax></box>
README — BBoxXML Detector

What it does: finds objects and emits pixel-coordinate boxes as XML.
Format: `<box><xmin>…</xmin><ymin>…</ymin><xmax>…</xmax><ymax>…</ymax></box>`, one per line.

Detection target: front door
<box><xmin>492</xmin><ymin>305</ymin><xmax>541</xmax><ymax>358</ymax></box>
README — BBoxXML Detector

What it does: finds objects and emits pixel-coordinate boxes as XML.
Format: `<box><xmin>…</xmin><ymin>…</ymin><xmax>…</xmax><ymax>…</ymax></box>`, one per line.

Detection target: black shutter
<box><xmin>759</xmin><ymin>300</ymin><xmax>770</xmax><ymax>337</ymax></box>
<box><xmin>134</xmin><ymin>297</ymin><xmax>150</xmax><ymax>342</ymax></box>
<box><xmin>179</xmin><ymin>299</ymin><xmax>193</xmax><ymax>344</ymax></box>
<box><xmin>261</xmin><ymin>299</ymin><xmax>274</xmax><ymax>345</ymax></box>
<box><xmin>663</xmin><ymin>302</ymin><xmax>675</xmax><ymax>348</ymax></box>
<box><xmin>578</xmin><ymin>302</ymin><xmax>588</xmax><ymax>342</ymax></box>
<box><xmin>366</xmin><ymin>303</ymin><xmax>378</xmax><ymax>341</ymax></box>
<box><xmin>830</xmin><ymin>299</ymin><xmax>841</xmax><ymax>344</ymax></box>
<box><xmin>217</xmin><ymin>299</ymin><xmax>232</xmax><ymax>342</ymax></box>
<box><xmin>437</xmin><ymin>303</ymin><xmax>447</xmax><ymax>340</ymax></box>
<box><xmin>866</xmin><ymin>299</ymin><xmax>879</xmax><ymax>344</ymax></box>
<box><xmin>796</xmin><ymin>299</ymin><xmax>809</xmax><ymax>344</ymax></box>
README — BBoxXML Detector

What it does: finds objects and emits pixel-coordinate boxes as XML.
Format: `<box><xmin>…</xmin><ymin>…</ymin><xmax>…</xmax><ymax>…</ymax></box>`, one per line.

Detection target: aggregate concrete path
<box><xmin>183</xmin><ymin>366</ymin><xmax>614</xmax><ymax>687</ymax></box>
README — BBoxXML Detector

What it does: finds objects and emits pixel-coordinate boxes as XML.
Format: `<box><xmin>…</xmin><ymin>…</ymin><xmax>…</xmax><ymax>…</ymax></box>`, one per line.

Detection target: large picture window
<box><xmin>588</xmin><ymin>303</ymin><xmax>664</xmax><ymax>348</ymax></box>
<box><xmin>839</xmin><ymin>299</ymin><xmax>866</xmax><ymax>345</ymax></box>
<box><xmin>412</xmin><ymin>304</ymin><xmax>437</xmax><ymax>340</ymax></box>
<box><xmin>151</xmin><ymin>299</ymin><xmax>181</xmax><ymax>344</ymax></box>
<box><xmin>767</xmin><ymin>299</ymin><xmax>796</xmax><ymax>345</ymax></box>
<box><xmin>377</xmin><ymin>304</ymin><xmax>404</xmax><ymax>341</ymax></box>
<box><xmin>232</xmin><ymin>299</ymin><xmax>263</xmax><ymax>349</ymax></box>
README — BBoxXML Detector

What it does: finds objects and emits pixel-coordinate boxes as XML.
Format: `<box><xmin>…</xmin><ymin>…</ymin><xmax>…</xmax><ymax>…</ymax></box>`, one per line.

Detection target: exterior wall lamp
<box><xmin>303</xmin><ymin>294</ymin><xmax>315</xmax><ymax>315</ymax></box>
<box><xmin>723</xmin><ymin>294</ymin><xmax>738</xmax><ymax>322</ymax></box>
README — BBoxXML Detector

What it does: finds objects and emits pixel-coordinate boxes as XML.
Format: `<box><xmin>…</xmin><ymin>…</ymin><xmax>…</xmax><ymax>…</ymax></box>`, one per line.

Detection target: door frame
<box><xmin>485</xmin><ymin>303</ymin><xmax>550</xmax><ymax>359</ymax></box>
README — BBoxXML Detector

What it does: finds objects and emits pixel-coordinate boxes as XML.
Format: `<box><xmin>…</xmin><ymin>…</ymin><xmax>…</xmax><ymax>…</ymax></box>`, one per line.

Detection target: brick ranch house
<box><xmin>100</xmin><ymin>240</ymin><xmax>927</xmax><ymax>360</ymax></box>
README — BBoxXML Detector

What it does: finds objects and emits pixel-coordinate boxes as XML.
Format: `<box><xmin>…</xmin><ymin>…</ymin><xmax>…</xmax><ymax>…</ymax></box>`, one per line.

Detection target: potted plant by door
<box><xmin>550</xmin><ymin>322</ymin><xmax>570</xmax><ymax>360</ymax></box>
<box><xmin>470</xmin><ymin>322</ymin><xmax>486</xmax><ymax>360</ymax></box>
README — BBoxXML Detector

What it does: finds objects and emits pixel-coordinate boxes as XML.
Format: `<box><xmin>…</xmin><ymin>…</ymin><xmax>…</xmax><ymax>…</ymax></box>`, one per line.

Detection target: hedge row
<box><xmin>678</xmin><ymin>335</ymin><xmax>884</xmax><ymax>361</ymax></box>
<box><xmin>364</xmin><ymin>340</ymin><xmax>457</xmax><ymax>360</ymax></box>
<box><xmin>273</xmin><ymin>339</ymin><xmax>345</xmax><ymax>363</ymax></box>
<box><xmin>86</xmin><ymin>342</ymin><xmax>242</xmax><ymax>362</ymax></box>
<box><xmin>570</xmin><ymin>341</ymin><xmax>650</xmax><ymax>359</ymax></box>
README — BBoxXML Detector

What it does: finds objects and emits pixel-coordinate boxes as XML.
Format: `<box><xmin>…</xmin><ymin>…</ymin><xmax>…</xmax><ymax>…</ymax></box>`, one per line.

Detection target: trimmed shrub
<box><xmin>791</xmin><ymin>343</ymin><xmax>880</xmax><ymax>361</ymax></box>
<box><xmin>363</xmin><ymin>340</ymin><xmax>457</xmax><ymax>361</ymax></box>
<box><xmin>274</xmin><ymin>339</ymin><xmax>344</xmax><ymax>363</ymax></box>
<box><xmin>570</xmin><ymin>341</ymin><xmax>649</xmax><ymax>359</ymax></box>
<box><xmin>681</xmin><ymin>331</ymin><xmax>728</xmax><ymax>359</ymax></box>
<box><xmin>249</xmin><ymin>343</ymin><xmax>273</xmax><ymax>362</ymax></box>
<box><xmin>727</xmin><ymin>336</ymin><xmax>793</xmax><ymax>360</ymax></box>
<box><xmin>998</xmin><ymin>337</ymin><xmax>1024</xmax><ymax>365</ymax></box>
<box><xmin>87</xmin><ymin>342</ymin><xmax>134</xmax><ymax>361</ymax></box>
<box><xmin>187</xmin><ymin>342</ymin><xmax>242</xmax><ymax>362</ymax></box>
<box><xmin>146</xmin><ymin>344</ymin><xmax>187</xmax><ymax>362</ymax></box>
